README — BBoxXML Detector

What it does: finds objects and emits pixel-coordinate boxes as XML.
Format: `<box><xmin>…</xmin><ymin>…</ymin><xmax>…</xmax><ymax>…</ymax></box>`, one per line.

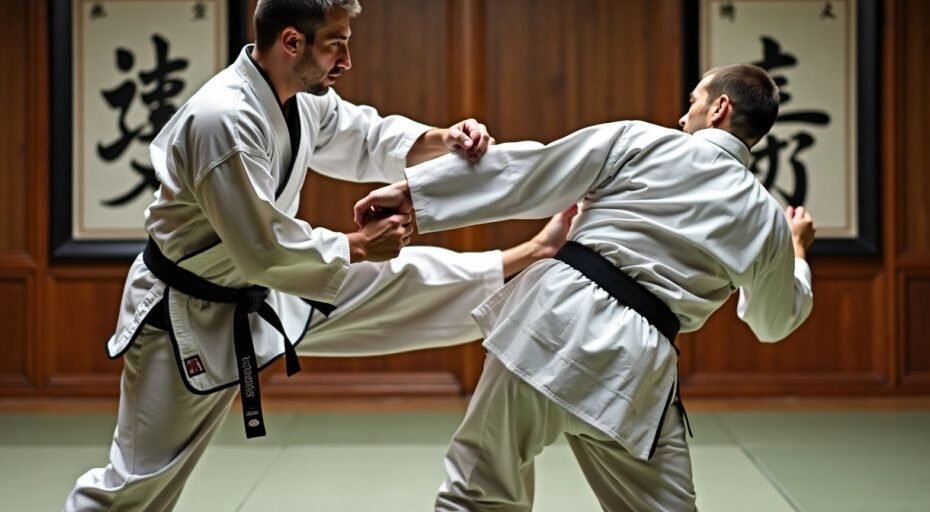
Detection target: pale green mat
<box><xmin>0</xmin><ymin>410</ymin><xmax>927</xmax><ymax>511</ymax></box>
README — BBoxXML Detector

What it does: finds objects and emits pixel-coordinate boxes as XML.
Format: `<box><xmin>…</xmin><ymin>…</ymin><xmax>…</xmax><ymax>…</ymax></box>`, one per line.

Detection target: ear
<box><xmin>280</xmin><ymin>27</ymin><xmax>303</xmax><ymax>58</ymax></box>
<box><xmin>710</xmin><ymin>94</ymin><xmax>731</xmax><ymax>125</ymax></box>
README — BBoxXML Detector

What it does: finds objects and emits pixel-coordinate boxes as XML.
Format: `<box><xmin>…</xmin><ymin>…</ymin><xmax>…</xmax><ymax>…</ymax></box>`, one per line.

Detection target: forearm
<box><xmin>406</xmin><ymin>128</ymin><xmax>450</xmax><ymax>167</ymax></box>
<box><xmin>501</xmin><ymin>241</ymin><xmax>541</xmax><ymax>279</ymax></box>
<box><xmin>500</xmin><ymin>224</ymin><xmax>565</xmax><ymax>278</ymax></box>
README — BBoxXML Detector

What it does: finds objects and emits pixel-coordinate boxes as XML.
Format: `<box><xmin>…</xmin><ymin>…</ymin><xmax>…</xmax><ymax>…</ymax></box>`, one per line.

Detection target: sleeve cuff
<box><xmin>386</xmin><ymin>122</ymin><xmax>432</xmax><ymax>182</ymax></box>
<box><xmin>319</xmin><ymin>233</ymin><xmax>351</xmax><ymax>302</ymax></box>
<box><xmin>793</xmin><ymin>257</ymin><xmax>812</xmax><ymax>286</ymax></box>
<box><xmin>405</xmin><ymin>161</ymin><xmax>438</xmax><ymax>233</ymax></box>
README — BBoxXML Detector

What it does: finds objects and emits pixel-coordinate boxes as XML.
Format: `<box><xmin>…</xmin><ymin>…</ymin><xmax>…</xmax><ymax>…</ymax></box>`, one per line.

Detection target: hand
<box><xmin>500</xmin><ymin>204</ymin><xmax>580</xmax><ymax>278</ymax></box>
<box><xmin>353</xmin><ymin>181</ymin><xmax>412</xmax><ymax>227</ymax></box>
<box><xmin>346</xmin><ymin>213</ymin><xmax>413</xmax><ymax>262</ymax></box>
<box><xmin>444</xmin><ymin>118</ymin><xmax>495</xmax><ymax>161</ymax></box>
<box><xmin>530</xmin><ymin>204</ymin><xmax>580</xmax><ymax>258</ymax></box>
<box><xmin>785</xmin><ymin>205</ymin><xmax>815</xmax><ymax>258</ymax></box>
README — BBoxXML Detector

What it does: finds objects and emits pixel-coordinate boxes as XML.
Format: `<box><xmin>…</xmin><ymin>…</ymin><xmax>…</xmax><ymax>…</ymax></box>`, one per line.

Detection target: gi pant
<box><xmin>436</xmin><ymin>355</ymin><xmax>697</xmax><ymax>512</ymax></box>
<box><xmin>63</xmin><ymin>247</ymin><xmax>501</xmax><ymax>511</ymax></box>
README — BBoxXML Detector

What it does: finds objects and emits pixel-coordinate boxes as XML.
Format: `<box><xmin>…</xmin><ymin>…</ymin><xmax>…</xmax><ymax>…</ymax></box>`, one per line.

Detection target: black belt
<box><xmin>555</xmin><ymin>242</ymin><xmax>679</xmax><ymax>340</ymax></box>
<box><xmin>554</xmin><ymin>241</ymin><xmax>692</xmax><ymax>451</ymax></box>
<box><xmin>143</xmin><ymin>238</ymin><xmax>334</xmax><ymax>438</ymax></box>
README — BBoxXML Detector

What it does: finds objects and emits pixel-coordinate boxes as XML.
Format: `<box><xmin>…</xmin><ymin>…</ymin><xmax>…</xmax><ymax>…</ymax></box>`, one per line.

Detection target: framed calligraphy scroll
<box><xmin>682</xmin><ymin>0</ymin><xmax>879</xmax><ymax>255</ymax></box>
<box><xmin>50</xmin><ymin>0</ymin><xmax>247</xmax><ymax>259</ymax></box>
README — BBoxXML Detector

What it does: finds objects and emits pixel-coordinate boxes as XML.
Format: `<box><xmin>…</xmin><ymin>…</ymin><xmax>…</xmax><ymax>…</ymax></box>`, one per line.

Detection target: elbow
<box><xmin>752</xmin><ymin>308</ymin><xmax>813</xmax><ymax>344</ymax></box>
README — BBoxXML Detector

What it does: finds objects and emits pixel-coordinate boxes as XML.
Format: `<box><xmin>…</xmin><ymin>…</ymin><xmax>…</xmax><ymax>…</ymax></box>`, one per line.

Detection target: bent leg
<box><xmin>436</xmin><ymin>355</ymin><xmax>566</xmax><ymax>512</ymax></box>
<box><xmin>64</xmin><ymin>328</ymin><xmax>237</xmax><ymax>512</ymax></box>
<box><xmin>565</xmin><ymin>404</ymin><xmax>697</xmax><ymax>512</ymax></box>
<box><xmin>298</xmin><ymin>246</ymin><xmax>503</xmax><ymax>357</ymax></box>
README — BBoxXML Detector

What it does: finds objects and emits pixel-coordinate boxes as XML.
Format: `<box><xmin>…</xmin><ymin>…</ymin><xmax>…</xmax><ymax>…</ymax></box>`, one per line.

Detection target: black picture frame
<box><xmin>50</xmin><ymin>0</ymin><xmax>248</xmax><ymax>259</ymax></box>
<box><xmin>682</xmin><ymin>0</ymin><xmax>880</xmax><ymax>256</ymax></box>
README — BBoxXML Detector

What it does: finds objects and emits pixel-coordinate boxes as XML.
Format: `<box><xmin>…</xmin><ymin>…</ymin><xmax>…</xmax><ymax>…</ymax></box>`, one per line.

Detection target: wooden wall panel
<box><xmin>0</xmin><ymin>0</ymin><xmax>927</xmax><ymax>400</ymax></box>
<box><xmin>0</xmin><ymin>0</ymin><xmax>28</xmax><ymax>256</ymax></box>
<box><xmin>279</xmin><ymin>0</ymin><xmax>482</xmax><ymax>393</ymax></box>
<box><xmin>900</xmin><ymin>0</ymin><xmax>930</xmax><ymax>257</ymax></box>
<box><xmin>682</xmin><ymin>263</ymin><xmax>886</xmax><ymax>394</ymax></box>
<box><xmin>296</xmin><ymin>0</ymin><xmax>468</xmax><ymax>251</ymax></box>
<box><xmin>902</xmin><ymin>272</ymin><xmax>930</xmax><ymax>381</ymax></box>
<box><xmin>0</xmin><ymin>275</ymin><xmax>32</xmax><ymax>389</ymax></box>
<box><xmin>481</xmin><ymin>0</ymin><xmax>683</xmax><ymax>250</ymax></box>
<box><xmin>43</xmin><ymin>269</ymin><xmax>125</xmax><ymax>394</ymax></box>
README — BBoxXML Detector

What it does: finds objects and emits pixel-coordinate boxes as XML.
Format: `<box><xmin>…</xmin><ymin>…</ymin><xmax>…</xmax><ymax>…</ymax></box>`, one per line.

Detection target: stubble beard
<box><xmin>297</xmin><ymin>51</ymin><xmax>330</xmax><ymax>96</ymax></box>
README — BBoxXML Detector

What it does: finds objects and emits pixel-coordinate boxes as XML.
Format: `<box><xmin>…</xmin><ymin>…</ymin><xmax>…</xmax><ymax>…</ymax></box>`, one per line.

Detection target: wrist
<box><xmin>532</xmin><ymin>239</ymin><xmax>555</xmax><ymax>260</ymax></box>
<box><xmin>347</xmin><ymin>232</ymin><xmax>367</xmax><ymax>263</ymax></box>
<box><xmin>425</xmin><ymin>128</ymin><xmax>447</xmax><ymax>148</ymax></box>
<box><xmin>793</xmin><ymin>242</ymin><xmax>807</xmax><ymax>259</ymax></box>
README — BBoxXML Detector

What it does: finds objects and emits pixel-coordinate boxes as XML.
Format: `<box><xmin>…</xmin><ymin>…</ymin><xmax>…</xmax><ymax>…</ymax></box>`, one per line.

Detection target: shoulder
<box><xmin>182</xmin><ymin>72</ymin><xmax>269</xmax><ymax>157</ymax></box>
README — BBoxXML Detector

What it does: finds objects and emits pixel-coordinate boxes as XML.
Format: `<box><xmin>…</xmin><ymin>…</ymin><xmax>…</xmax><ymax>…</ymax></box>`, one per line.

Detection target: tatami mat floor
<box><xmin>1</xmin><ymin>408</ymin><xmax>928</xmax><ymax>511</ymax></box>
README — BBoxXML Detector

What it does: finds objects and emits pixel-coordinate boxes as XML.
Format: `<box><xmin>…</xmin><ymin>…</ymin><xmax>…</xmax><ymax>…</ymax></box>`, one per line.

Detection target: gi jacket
<box><xmin>107</xmin><ymin>46</ymin><xmax>431</xmax><ymax>394</ymax></box>
<box><xmin>406</xmin><ymin>122</ymin><xmax>815</xmax><ymax>460</ymax></box>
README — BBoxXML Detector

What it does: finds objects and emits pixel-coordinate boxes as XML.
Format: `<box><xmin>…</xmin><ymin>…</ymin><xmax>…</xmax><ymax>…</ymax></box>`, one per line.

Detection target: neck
<box><xmin>250</xmin><ymin>46</ymin><xmax>296</xmax><ymax>105</ymax></box>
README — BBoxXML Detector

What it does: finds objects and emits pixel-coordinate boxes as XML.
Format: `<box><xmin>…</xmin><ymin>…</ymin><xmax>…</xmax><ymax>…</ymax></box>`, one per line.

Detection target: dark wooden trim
<box><xmin>0</xmin><ymin>253</ymin><xmax>37</xmax><ymax>270</ymax></box>
<box><xmin>44</xmin><ymin>374</ymin><xmax>121</xmax><ymax>395</ymax></box>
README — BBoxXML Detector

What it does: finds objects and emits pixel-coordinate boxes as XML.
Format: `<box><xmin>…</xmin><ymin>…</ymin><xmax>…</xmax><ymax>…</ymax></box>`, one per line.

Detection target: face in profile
<box><xmin>296</xmin><ymin>8</ymin><xmax>353</xmax><ymax>96</ymax></box>
<box><xmin>679</xmin><ymin>74</ymin><xmax>715</xmax><ymax>135</ymax></box>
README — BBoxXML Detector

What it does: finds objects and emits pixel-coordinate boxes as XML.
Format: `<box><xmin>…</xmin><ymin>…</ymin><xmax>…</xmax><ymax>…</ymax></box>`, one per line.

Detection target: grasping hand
<box><xmin>445</xmin><ymin>118</ymin><xmax>495</xmax><ymax>161</ymax></box>
<box><xmin>531</xmin><ymin>203</ymin><xmax>580</xmax><ymax>258</ymax></box>
<box><xmin>353</xmin><ymin>181</ymin><xmax>412</xmax><ymax>227</ymax></box>
<box><xmin>346</xmin><ymin>212</ymin><xmax>413</xmax><ymax>263</ymax></box>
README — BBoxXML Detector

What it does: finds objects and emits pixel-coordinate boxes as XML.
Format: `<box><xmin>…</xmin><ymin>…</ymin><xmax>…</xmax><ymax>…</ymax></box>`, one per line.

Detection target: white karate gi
<box><xmin>405</xmin><ymin>122</ymin><xmax>814</xmax><ymax>511</ymax></box>
<box><xmin>63</xmin><ymin>46</ymin><xmax>503</xmax><ymax>511</ymax></box>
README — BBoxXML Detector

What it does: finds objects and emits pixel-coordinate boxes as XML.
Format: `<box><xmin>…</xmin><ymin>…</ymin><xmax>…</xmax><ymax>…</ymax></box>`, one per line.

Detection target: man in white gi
<box><xmin>63</xmin><ymin>0</ymin><xmax>579</xmax><ymax>510</ymax></box>
<box><xmin>355</xmin><ymin>64</ymin><xmax>817</xmax><ymax>511</ymax></box>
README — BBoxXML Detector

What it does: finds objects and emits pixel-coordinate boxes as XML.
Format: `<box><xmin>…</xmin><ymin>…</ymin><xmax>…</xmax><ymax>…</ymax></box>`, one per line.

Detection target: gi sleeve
<box><xmin>736</xmin><ymin>243</ymin><xmax>814</xmax><ymax>342</ymax></box>
<box><xmin>406</xmin><ymin>122</ymin><xmax>634</xmax><ymax>233</ymax></box>
<box><xmin>194</xmin><ymin>150</ymin><xmax>350</xmax><ymax>303</ymax></box>
<box><xmin>297</xmin><ymin>246</ymin><xmax>504</xmax><ymax>356</ymax></box>
<box><xmin>304</xmin><ymin>90</ymin><xmax>431</xmax><ymax>183</ymax></box>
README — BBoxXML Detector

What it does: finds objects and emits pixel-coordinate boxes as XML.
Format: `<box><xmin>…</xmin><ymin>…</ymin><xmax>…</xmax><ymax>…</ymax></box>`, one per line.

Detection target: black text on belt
<box><xmin>143</xmin><ymin>239</ymin><xmax>334</xmax><ymax>438</ymax></box>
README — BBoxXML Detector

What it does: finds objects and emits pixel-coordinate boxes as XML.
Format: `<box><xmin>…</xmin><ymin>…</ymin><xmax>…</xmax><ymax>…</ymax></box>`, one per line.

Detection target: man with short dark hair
<box><xmin>355</xmin><ymin>63</ymin><xmax>816</xmax><ymax>511</ymax></box>
<box><xmin>62</xmin><ymin>0</ymin><xmax>572</xmax><ymax>510</ymax></box>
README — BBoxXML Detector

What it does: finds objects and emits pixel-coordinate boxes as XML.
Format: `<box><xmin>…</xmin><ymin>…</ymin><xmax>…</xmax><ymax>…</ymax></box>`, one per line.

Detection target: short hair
<box><xmin>702</xmin><ymin>64</ymin><xmax>780</xmax><ymax>146</ymax></box>
<box><xmin>254</xmin><ymin>0</ymin><xmax>361</xmax><ymax>52</ymax></box>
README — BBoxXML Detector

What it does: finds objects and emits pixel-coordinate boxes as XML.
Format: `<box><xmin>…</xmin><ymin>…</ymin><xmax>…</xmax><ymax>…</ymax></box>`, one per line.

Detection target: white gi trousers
<box><xmin>64</xmin><ymin>327</ymin><xmax>236</xmax><ymax>512</ymax></box>
<box><xmin>64</xmin><ymin>247</ymin><xmax>502</xmax><ymax>511</ymax></box>
<box><xmin>436</xmin><ymin>355</ymin><xmax>697</xmax><ymax>512</ymax></box>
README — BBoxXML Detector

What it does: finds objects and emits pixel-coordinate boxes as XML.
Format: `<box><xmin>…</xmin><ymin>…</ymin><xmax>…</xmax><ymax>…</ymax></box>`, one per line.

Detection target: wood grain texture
<box><xmin>0</xmin><ymin>275</ymin><xmax>32</xmax><ymax>389</ymax></box>
<box><xmin>43</xmin><ymin>269</ymin><xmax>126</xmax><ymax>394</ymax></box>
<box><xmin>899</xmin><ymin>0</ymin><xmax>930</xmax><ymax>257</ymax></box>
<box><xmin>481</xmin><ymin>0</ymin><xmax>683</xmax><ymax>250</ymax></box>
<box><xmin>681</xmin><ymin>261</ymin><xmax>888</xmax><ymax>395</ymax></box>
<box><xmin>0</xmin><ymin>0</ymin><xmax>927</xmax><ymax>398</ymax></box>
<box><xmin>0</xmin><ymin>0</ymin><xmax>28</xmax><ymax>255</ymax></box>
<box><xmin>902</xmin><ymin>272</ymin><xmax>930</xmax><ymax>380</ymax></box>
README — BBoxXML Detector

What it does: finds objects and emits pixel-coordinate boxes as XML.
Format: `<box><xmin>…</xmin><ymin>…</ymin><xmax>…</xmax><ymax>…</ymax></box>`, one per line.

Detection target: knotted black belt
<box><xmin>554</xmin><ymin>241</ymin><xmax>692</xmax><ymax>456</ymax></box>
<box><xmin>143</xmin><ymin>238</ymin><xmax>334</xmax><ymax>438</ymax></box>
